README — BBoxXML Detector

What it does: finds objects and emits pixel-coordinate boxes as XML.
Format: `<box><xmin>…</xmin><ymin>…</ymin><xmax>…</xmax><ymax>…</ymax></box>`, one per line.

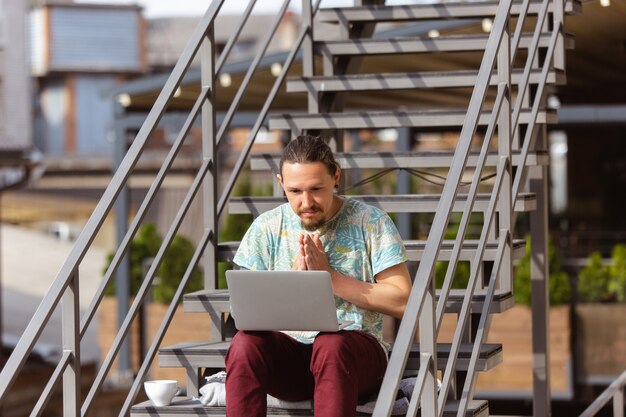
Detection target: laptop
<box><xmin>225</xmin><ymin>270</ymin><xmax>353</xmax><ymax>332</ymax></box>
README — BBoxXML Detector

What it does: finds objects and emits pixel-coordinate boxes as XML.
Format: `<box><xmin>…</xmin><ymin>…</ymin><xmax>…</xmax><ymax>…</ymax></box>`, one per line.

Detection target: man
<box><xmin>225</xmin><ymin>135</ymin><xmax>411</xmax><ymax>417</ymax></box>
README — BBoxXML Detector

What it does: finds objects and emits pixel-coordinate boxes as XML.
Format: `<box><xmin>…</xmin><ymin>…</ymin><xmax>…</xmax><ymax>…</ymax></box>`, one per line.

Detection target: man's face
<box><xmin>278</xmin><ymin>162</ymin><xmax>341</xmax><ymax>231</ymax></box>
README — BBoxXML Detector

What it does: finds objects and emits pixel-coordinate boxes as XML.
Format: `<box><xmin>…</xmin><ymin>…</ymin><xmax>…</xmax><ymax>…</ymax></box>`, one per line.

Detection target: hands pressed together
<box><xmin>292</xmin><ymin>232</ymin><xmax>411</xmax><ymax>319</ymax></box>
<box><xmin>293</xmin><ymin>233</ymin><xmax>331</xmax><ymax>272</ymax></box>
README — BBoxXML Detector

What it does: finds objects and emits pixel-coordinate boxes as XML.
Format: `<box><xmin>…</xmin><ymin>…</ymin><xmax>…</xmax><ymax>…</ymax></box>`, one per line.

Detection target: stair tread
<box><xmin>158</xmin><ymin>340</ymin><xmax>502</xmax><ymax>373</ymax></box>
<box><xmin>131</xmin><ymin>398</ymin><xmax>489</xmax><ymax>417</ymax></box>
<box><xmin>184</xmin><ymin>288</ymin><xmax>514</xmax><ymax>315</ymax></box>
<box><xmin>316</xmin><ymin>32</ymin><xmax>574</xmax><ymax>55</ymax></box>
<box><xmin>250</xmin><ymin>150</ymin><xmax>549</xmax><ymax>170</ymax></box>
<box><xmin>216</xmin><ymin>239</ymin><xmax>526</xmax><ymax>263</ymax></box>
<box><xmin>318</xmin><ymin>0</ymin><xmax>581</xmax><ymax>23</ymax></box>
<box><xmin>269</xmin><ymin>108</ymin><xmax>557</xmax><ymax>130</ymax></box>
<box><xmin>229</xmin><ymin>193</ymin><xmax>536</xmax><ymax>214</ymax></box>
<box><xmin>185</xmin><ymin>288</ymin><xmax>513</xmax><ymax>303</ymax></box>
<box><xmin>161</xmin><ymin>340</ymin><xmax>502</xmax><ymax>358</ymax></box>
<box><xmin>287</xmin><ymin>68</ymin><xmax>565</xmax><ymax>92</ymax></box>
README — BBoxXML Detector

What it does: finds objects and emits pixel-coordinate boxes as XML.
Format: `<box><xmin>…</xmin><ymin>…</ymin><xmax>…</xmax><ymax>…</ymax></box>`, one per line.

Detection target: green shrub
<box><xmin>103</xmin><ymin>223</ymin><xmax>162</xmax><ymax>297</ymax></box>
<box><xmin>578</xmin><ymin>244</ymin><xmax>626</xmax><ymax>303</ymax></box>
<box><xmin>514</xmin><ymin>237</ymin><xmax>571</xmax><ymax>306</ymax></box>
<box><xmin>103</xmin><ymin>223</ymin><xmax>203</xmax><ymax>304</ymax></box>
<box><xmin>435</xmin><ymin>261</ymin><xmax>471</xmax><ymax>290</ymax></box>
<box><xmin>577</xmin><ymin>251</ymin><xmax>612</xmax><ymax>302</ymax></box>
<box><xmin>608</xmin><ymin>244</ymin><xmax>626</xmax><ymax>302</ymax></box>
<box><xmin>153</xmin><ymin>234</ymin><xmax>203</xmax><ymax>304</ymax></box>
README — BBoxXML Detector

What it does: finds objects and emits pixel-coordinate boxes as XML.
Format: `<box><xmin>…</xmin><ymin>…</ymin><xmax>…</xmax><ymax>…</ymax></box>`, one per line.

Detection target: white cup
<box><xmin>144</xmin><ymin>380</ymin><xmax>179</xmax><ymax>406</ymax></box>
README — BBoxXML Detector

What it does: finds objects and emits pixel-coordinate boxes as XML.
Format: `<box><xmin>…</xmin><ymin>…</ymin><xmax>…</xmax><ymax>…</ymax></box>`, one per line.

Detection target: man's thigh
<box><xmin>232</xmin><ymin>330</ymin><xmax>315</xmax><ymax>401</ymax></box>
<box><xmin>311</xmin><ymin>330</ymin><xmax>387</xmax><ymax>396</ymax></box>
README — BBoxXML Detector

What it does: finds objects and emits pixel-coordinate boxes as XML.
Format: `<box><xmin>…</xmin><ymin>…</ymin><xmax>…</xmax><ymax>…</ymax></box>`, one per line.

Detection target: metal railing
<box><xmin>372</xmin><ymin>0</ymin><xmax>564</xmax><ymax>415</ymax></box>
<box><xmin>0</xmin><ymin>0</ymin><xmax>565</xmax><ymax>416</ymax></box>
<box><xmin>580</xmin><ymin>370</ymin><xmax>626</xmax><ymax>417</ymax></box>
<box><xmin>0</xmin><ymin>0</ymin><xmax>318</xmax><ymax>415</ymax></box>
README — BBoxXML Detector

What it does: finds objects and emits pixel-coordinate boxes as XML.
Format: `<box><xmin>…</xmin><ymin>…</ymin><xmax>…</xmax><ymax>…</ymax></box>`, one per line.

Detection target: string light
<box><xmin>482</xmin><ymin>18</ymin><xmax>493</xmax><ymax>32</ymax></box>
<box><xmin>219</xmin><ymin>73</ymin><xmax>232</xmax><ymax>87</ymax></box>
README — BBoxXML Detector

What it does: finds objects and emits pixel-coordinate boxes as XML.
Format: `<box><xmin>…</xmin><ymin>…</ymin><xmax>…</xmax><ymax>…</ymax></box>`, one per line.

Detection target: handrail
<box><xmin>510</xmin><ymin>0</ymin><xmax>552</xmax><ymax>135</ymax></box>
<box><xmin>84</xmin><ymin>0</ymin><xmax>308</xmax><ymax>413</ymax></box>
<box><xmin>214</xmin><ymin>0</ymin><xmax>291</xmax><ymax>144</ymax></box>
<box><xmin>373</xmin><ymin>1</ymin><xmax>514</xmax><ymax>415</ymax></box>
<box><xmin>438</xmin><ymin>155</ymin><xmax>511</xmax><ymax>414</ymax></box>
<box><xmin>217</xmin><ymin>0</ymin><xmax>323</xmax><ymax>217</ymax></box>
<box><xmin>445</xmin><ymin>5</ymin><xmax>562</xmax><ymax>415</ymax></box>
<box><xmin>119</xmin><ymin>229</ymin><xmax>213</xmax><ymax>417</ymax></box>
<box><xmin>0</xmin><ymin>0</ymin><xmax>225</xmax><ymax>403</ymax></box>
<box><xmin>81</xmin><ymin>158</ymin><xmax>211</xmax><ymax>416</ymax></box>
<box><xmin>511</xmin><ymin>23</ymin><xmax>561</xmax><ymax>202</ymax></box>
<box><xmin>458</xmin><ymin>230</ymin><xmax>511</xmax><ymax>416</ymax></box>
<box><xmin>406</xmin><ymin>354</ymin><xmax>435</xmax><ymax>416</ymax></box>
<box><xmin>579</xmin><ymin>370</ymin><xmax>626</xmax><ymax>417</ymax></box>
<box><xmin>79</xmin><ymin>86</ymin><xmax>210</xmax><ymax>339</ymax></box>
<box><xmin>435</xmin><ymin>83</ymin><xmax>509</xmax><ymax>334</ymax></box>
<box><xmin>510</xmin><ymin>0</ymin><xmax>531</xmax><ymax>62</ymax></box>
<box><xmin>215</xmin><ymin>0</ymin><xmax>257</xmax><ymax>74</ymax></box>
<box><xmin>29</xmin><ymin>351</ymin><xmax>72</xmax><ymax>417</ymax></box>
<box><xmin>1</xmin><ymin>0</ymin><xmax>311</xmax><ymax>414</ymax></box>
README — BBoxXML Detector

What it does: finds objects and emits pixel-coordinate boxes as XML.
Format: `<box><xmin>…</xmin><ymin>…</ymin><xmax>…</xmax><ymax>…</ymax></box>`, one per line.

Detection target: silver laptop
<box><xmin>225</xmin><ymin>270</ymin><xmax>353</xmax><ymax>332</ymax></box>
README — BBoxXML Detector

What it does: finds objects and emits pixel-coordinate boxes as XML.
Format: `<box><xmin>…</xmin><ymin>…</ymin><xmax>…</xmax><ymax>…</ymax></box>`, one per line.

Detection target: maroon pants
<box><xmin>224</xmin><ymin>330</ymin><xmax>387</xmax><ymax>417</ymax></box>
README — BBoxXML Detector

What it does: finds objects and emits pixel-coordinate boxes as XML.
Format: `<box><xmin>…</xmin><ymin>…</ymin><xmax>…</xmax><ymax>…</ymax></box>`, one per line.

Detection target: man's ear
<box><xmin>276</xmin><ymin>174</ymin><xmax>285</xmax><ymax>190</ymax></box>
<box><xmin>334</xmin><ymin>166</ymin><xmax>341</xmax><ymax>188</ymax></box>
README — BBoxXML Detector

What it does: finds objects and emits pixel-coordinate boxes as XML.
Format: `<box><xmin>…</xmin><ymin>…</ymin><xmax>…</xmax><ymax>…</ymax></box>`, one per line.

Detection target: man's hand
<box><xmin>293</xmin><ymin>234</ymin><xmax>308</xmax><ymax>270</ymax></box>
<box><xmin>302</xmin><ymin>234</ymin><xmax>331</xmax><ymax>272</ymax></box>
<box><xmin>297</xmin><ymin>233</ymin><xmax>411</xmax><ymax>319</ymax></box>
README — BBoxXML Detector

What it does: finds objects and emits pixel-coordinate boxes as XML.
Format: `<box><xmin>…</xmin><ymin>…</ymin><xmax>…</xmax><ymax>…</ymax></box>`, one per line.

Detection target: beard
<box><xmin>298</xmin><ymin>207</ymin><xmax>325</xmax><ymax>231</ymax></box>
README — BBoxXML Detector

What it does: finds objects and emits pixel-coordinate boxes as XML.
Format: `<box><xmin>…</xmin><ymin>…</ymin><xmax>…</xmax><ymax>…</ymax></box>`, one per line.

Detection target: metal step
<box><xmin>228</xmin><ymin>193</ymin><xmax>536</xmax><ymax>216</ymax></box>
<box><xmin>131</xmin><ymin>398</ymin><xmax>489</xmax><ymax>417</ymax></box>
<box><xmin>183</xmin><ymin>288</ymin><xmax>514</xmax><ymax>316</ymax></box>
<box><xmin>287</xmin><ymin>68</ymin><xmax>565</xmax><ymax>93</ymax></box>
<box><xmin>318</xmin><ymin>0</ymin><xmax>581</xmax><ymax>23</ymax></box>
<box><xmin>250</xmin><ymin>150</ymin><xmax>549</xmax><ymax>171</ymax></box>
<box><xmin>216</xmin><ymin>239</ymin><xmax>526</xmax><ymax>263</ymax></box>
<box><xmin>269</xmin><ymin>108</ymin><xmax>556</xmax><ymax>131</ymax></box>
<box><xmin>316</xmin><ymin>32</ymin><xmax>574</xmax><ymax>56</ymax></box>
<box><xmin>157</xmin><ymin>341</ymin><xmax>502</xmax><ymax>373</ymax></box>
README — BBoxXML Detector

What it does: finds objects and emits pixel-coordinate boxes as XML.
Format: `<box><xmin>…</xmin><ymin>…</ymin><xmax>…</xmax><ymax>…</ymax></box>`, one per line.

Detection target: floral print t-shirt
<box><xmin>232</xmin><ymin>197</ymin><xmax>408</xmax><ymax>351</ymax></box>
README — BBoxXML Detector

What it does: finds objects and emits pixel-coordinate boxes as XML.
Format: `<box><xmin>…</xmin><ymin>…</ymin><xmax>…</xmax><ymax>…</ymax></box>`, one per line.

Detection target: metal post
<box><xmin>530</xmin><ymin>125</ymin><xmax>552</xmax><ymax>417</ymax></box>
<box><xmin>113</xmin><ymin>105</ymin><xmax>133</xmax><ymax>380</ymax></box>
<box><xmin>302</xmin><ymin>0</ymin><xmax>318</xmax><ymax>113</ymax></box>
<box><xmin>0</xmin><ymin>194</ymin><xmax>3</xmax><ymax>371</ymax></box>
<box><xmin>396</xmin><ymin>128</ymin><xmax>412</xmax><ymax>240</ymax></box>
<box><xmin>419</xmin><ymin>274</ymin><xmax>438</xmax><ymax>417</ymax></box>
<box><xmin>552</xmin><ymin>0</ymin><xmax>565</xmax><ymax>71</ymax></box>
<box><xmin>615</xmin><ymin>388</ymin><xmax>625</xmax><ymax>417</ymax></box>
<box><xmin>62</xmin><ymin>272</ymin><xmax>81</xmax><ymax>417</ymax></box>
<box><xmin>497</xmin><ymin>18</ymin><xmax>513</xmax><ymax>293</ymax></box>
<box><xmin>201</xmin><ymin>25</ymin><xmax>219</xmax><ymax>307</ymax></box>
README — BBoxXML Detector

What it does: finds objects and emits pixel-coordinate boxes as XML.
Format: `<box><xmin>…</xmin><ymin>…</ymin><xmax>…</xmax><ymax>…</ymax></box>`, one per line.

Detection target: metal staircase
<box><xmin>0</xmin><ymin>0</ymin><xmax>582</xmax><ymax>416</ymax></box>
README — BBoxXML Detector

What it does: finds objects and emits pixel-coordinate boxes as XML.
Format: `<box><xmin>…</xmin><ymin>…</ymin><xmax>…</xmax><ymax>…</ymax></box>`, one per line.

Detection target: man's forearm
<box><xmin>329</xmin><ymin>267</ymin><xmax>410</xmax><ymax>319</ymax></box>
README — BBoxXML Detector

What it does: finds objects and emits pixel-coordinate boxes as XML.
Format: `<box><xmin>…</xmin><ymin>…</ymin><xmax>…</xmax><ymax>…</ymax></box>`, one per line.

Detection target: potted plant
<box><xmin>575</xmin><ymin>244</ymin><xmax>626</xmax><ymax>384</ymax></box>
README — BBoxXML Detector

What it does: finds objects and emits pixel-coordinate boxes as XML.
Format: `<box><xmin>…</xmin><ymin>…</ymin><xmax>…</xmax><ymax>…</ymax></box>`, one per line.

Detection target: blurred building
<box><xmin>0</xmin><ymin>0</ymin><xmax>35</xmax><ymax>191</ymax></box>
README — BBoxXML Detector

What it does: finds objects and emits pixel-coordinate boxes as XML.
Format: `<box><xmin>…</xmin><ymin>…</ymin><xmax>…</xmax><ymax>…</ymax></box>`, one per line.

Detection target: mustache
<box><xmin>297</xmin><ymin>206</ymin><xmax>322</xmax><ymax>214</ymax></box>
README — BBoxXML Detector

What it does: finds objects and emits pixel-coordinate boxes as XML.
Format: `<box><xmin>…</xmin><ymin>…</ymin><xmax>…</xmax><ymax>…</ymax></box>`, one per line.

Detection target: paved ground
<box><xmin>1</xmin><ymin>223</ymin><xmax>107</xmax><ymax>363</ymax></box>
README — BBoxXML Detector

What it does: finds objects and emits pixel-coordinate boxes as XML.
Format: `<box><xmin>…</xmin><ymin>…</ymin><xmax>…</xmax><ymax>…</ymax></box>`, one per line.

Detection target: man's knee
<box><xmin>226</xmin><ymin>331</ymin><xmax>273</xmax><ymax>367</ymax></box>
<box><xmin>310</xmin><ymin>332</ymin><xmax>354</xmax><ymax>370</ymax></box>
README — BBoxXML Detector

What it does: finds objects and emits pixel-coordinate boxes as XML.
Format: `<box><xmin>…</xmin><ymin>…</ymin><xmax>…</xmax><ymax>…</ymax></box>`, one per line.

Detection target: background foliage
<box><xmin>578</xmin><ymin>243</ymin><xmax>626</xmax><ymax>302</ymax></box>
<box><xmin>103</xmin><ymin>223</ymin><xmax>203</xmax><ymax>304</ymax></box>
<box><xmin>513</xmin><ymin>237</ymin><xmax>570</xmax><ymax>306</ymax></box>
